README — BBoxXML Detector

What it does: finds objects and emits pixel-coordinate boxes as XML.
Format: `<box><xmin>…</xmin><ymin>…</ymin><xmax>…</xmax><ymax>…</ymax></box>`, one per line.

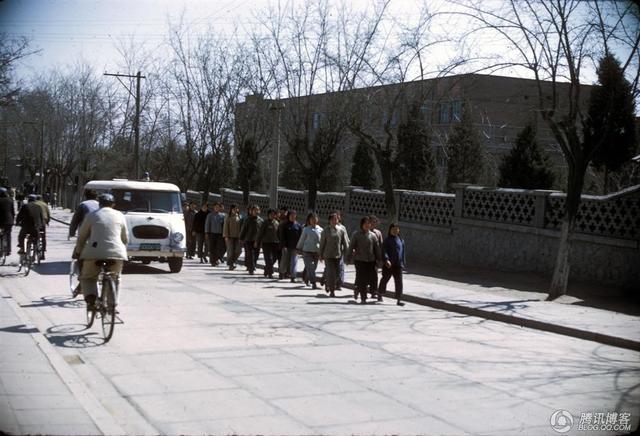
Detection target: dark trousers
<box><xmin>324</xmin><ymin>258</ymin><xmax>341</xmax><ymax>292</ymax></box>
<box><xmin>186</xmin><ymin>229</ymin><xmax>195</xmax><ymax>257</ymax></box>
<box><xmin>262</xmin><ymin>242</ymin><xmax>279</xmax><ymax>276</ymax></box>
<box><xmin>244</xmin><ymin>241</ymin><xmax>260</xmax><ymax>273</ymax></box>
<box><xmin>196</xmin><ymin>232</ymin><xmax>207</xmax><ymax>260</ymax></box>
<box><xmin>1</xmin><ymin>225</ymin><xmax>12</xmax><ymax>254</ymax></box>
<box><xmin>226</xmin><ymin>238</ymin><xmax>241</xmax><ymax>267</ymax></box>
<box><xmin>354</xmin><ymin>260</ymin><xmax>377</xmax><ymax>301</ymax></box>
<box><xmin>207</xmin><ymin>233</ymin><xmax>224</xmax><ymax>264</ymax></box>
<box><xmin>18</xmin><ymin>228</ymin><xmax>38</xmax><ymax>251</ymax></box>
<box><xmin>379</xmin><ymin>265</ymin><xmax>403</xmax><ymax>300</ymax></box>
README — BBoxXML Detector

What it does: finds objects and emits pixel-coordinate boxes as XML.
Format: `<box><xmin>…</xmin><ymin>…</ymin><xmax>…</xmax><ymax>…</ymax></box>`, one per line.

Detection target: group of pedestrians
<box><xmin>0</xmin><ymin>188</ymin><xmax>51</xmax><ymax>260</ymax></box>
<box><xmin>183</xmin><ymin>201</ymin><xmax>406</xmax><ymax>305</ymax></box>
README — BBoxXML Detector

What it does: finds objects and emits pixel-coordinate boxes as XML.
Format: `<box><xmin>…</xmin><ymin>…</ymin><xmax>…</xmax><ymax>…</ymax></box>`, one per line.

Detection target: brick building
<box><xmin>235</xmin><ymin>73</ymin><xmax>595</xmax><ymax>191</ymax></box>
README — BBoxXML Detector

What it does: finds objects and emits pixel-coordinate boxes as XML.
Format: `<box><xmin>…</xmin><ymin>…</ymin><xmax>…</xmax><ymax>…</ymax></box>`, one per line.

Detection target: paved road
<box><xmin>1</xmin><ymin>218</ymin><xmax>638</xmax><ymax>435</ymax></box>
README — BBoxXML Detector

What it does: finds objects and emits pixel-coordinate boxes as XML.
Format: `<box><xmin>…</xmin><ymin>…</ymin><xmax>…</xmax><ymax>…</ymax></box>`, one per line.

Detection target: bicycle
<box><xmin>17</xmin><ymin>234</ymin><xmax>37</xmax><ymax>276</ymax></box>
<box><xmin>85</xmin><ymin>260</ymin><xmax>120</xmax><ymax>342</ymax></box>
<box><xmin>36</xmin><ymin>229</ymin><xmax>45</xmax><ymax>264</ymax></box>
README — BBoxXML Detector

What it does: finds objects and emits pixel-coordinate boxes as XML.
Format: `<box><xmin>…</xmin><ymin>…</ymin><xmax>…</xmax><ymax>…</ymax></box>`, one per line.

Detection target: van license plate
<box><xmin>140</xmin><ymin>243</ymin><xmax>161</xmax><ymax>251</ymax></box>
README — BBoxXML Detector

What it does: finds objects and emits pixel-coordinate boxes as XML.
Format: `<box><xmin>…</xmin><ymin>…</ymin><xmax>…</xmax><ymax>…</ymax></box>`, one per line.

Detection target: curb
<box><xmin>50</xmin><ymin>215</ymin><xmax>640</xmax><ymax>352</ymax></box>
<box><xmin>2</xmin><ymin>289</ymin><xmax>127</xmax><ymax>435</ymax></box>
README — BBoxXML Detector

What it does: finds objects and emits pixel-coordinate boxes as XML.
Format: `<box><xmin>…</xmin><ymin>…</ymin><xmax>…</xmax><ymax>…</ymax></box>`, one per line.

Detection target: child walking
<box><xmin>378</xmin><ymin>223</ymin><xmax>406</xmax><ymax>306</ymax></box>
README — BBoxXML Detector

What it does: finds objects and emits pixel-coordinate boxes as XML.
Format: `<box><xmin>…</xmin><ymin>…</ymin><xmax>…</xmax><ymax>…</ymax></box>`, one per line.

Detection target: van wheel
<box><xmin>142</xmin><ymin>259</ymin><xmax>151</xmax><ymax>265</ymax></box>
<box><xmin>168</xmin><ymin>257</ymin><xmax>183</xmax><ymax>273</ymax></box>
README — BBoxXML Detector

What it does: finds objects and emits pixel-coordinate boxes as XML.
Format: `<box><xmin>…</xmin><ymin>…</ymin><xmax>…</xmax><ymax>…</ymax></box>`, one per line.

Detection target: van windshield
<box><xmin>111</xmin><ymin>189</ymin><xmax>181</xmax><ymax>213</ymax></box>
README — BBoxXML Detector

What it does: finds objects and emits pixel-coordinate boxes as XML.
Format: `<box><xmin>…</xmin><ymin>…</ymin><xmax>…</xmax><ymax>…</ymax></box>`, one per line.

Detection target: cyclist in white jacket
<box><xmin>72</xmin><ymin>194</ymin><xmax>128</xmax><ymax>310</ymax></box>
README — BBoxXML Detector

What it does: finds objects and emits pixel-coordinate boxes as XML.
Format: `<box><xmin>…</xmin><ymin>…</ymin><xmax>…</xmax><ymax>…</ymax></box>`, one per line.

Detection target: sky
<box><xmin>0</xmin><ymin>0</ymin><xmax>276</xmax><ymax>77</ymax></box>
<box><xmin>0</xmin><ymin>0</ymin><xmax>425</xmax><ymax>80</ymax></box>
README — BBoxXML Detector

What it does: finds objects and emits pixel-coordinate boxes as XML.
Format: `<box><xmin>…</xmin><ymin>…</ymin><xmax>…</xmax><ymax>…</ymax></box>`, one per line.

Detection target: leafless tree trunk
<box><xmin>455</xmin><ymin>0</ymin><xmax>640</xmax><ymax>299</ymax></box>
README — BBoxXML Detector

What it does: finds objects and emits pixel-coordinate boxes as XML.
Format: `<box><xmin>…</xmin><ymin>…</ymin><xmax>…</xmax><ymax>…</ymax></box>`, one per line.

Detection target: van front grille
<box><xmin>132</xmin><ymin>225</ymin><xmax>169</xmax><ymax>239</ymax></box>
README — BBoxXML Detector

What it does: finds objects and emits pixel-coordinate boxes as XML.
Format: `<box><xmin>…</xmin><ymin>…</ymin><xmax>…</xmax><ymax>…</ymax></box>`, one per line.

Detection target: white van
<box><xmin>84</xmin><ymin>180</ymin><xmax>186</xmax><ymax>273</ymax></box>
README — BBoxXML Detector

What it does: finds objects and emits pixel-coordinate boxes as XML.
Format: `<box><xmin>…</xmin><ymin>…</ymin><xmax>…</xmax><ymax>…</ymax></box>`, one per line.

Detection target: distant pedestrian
<box><xmin>205</xmin><ymin>202</ymin><xmax>226</xmax><ymax>266</ymax></box>
<box><xmin>369</xmin><ymin>215</ymin><xmax>384</xmax><ymax>298</ymax></box>
<box><xmin>183</xmin><ymin>202</ymin><xmax>196</xmax><ymax>259</ymax></box>
<box><xmin>257</xmin><ymin>209</ymin><xmax>279</xmax><ymax>278</ymax></box>
<box><xmin>335</xmin><ymin>210</ymin><xmax>347</xmax><ymax>289</ymax></box>
<box><xmin>378</xmin><ymin>223</ymin><xmax>406</xmax><ymax>306</ymax></box>
<box><xmin>319</xmin><ymin>212</ymin><xmax>350</xmax><ymax>297</ymax></box>
<box><xmin>0</xmin><ymin>187</ymin><xmax>15</xmax><ymax>256</ymax></box>
<box><xmin>347</xmin><ymin>216</ymin><xmax>382</xmax><ymax>304</ymax></box>
<box><xmin>279</xmin><ymin>210</ymin><xmax>302</xmax><ymax>282</ymax></box>
<box><xmin>223</xmin><ymin>204</ymin><xmax>242</xmax><ymax>270</ymax></box>
<box><xmin>276</xmin><ymin>207</ymin><xmax>289</xmax><ymax>279</ymax></box>
<box><xmin>239</xmin><ymin>205</ymin><xmax>263</xmax><ymax>275</ymax></box>
<box><xmin>297</xmin><ymin>212</ymin><xmax>323</xmax><ymax>289</ymax></box>
<box><xmin>193</xmin><ymin>203</ymin><xmax>209</xmax><ymax>263</ymax></box>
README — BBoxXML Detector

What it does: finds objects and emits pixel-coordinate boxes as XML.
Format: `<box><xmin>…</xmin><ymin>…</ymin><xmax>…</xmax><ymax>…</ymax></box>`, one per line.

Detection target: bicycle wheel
<box><xmin>86</xmin><ymin>302</ymin><xmax>96</xmax><ymax>328</ymax></box>
<box><xmin>23</xmin><ymin>242</ymin><xmax>33</xmax><ymax>276</ymax></box>
<box><xmin>101</xmin><ymin>277</ymin><xmax>116</xmax><ymax>342</ymax></box>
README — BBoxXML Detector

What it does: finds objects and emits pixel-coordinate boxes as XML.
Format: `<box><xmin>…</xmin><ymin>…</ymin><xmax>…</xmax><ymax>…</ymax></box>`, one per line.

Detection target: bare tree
<box><xmin>165</xmin><ymin>19</ymin><xmax>244</xmax><ymax>198</ymax></box>
<box><xmin>249</xmin><ymin>0</ymin><xmax>392</xmax><ymax>209</ymax></box>
<box><xmin>347</xmin><ymin>1</ymin><xmax>464</xmax><ymax>219</ymax></box>
<box><xmin>456</xmin><ymin>0</ymin><xmax>640</xmax><ymax>299</ymax></box>
<box><xmin>0</xmin><ymin>34</ymin><xmax>37</xmax><ymax>107</ymax></box>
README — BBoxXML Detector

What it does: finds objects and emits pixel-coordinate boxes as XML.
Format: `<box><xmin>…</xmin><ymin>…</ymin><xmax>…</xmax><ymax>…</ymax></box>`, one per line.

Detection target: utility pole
<box><xmin>268</xmin><ymin>100</ymin><xmax>285</xmax><ymax>210</ymax></box>
<box><xmin>104</xmin><ymin>71</ymin><xmax>146</xmax><ymax>179</ymax></box>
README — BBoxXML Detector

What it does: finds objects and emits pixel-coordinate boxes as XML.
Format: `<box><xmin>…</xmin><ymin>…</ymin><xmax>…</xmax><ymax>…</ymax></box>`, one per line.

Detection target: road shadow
<box><xmin>0</xmin><ymin>324</ymin><xmax>39</xmax><ymax>334</ymax></box>
<box><xmin>31</xmin><ymin>261</ymin><xmax>69</xmax><ymax>275</ymax></box>
<box><xmin>123</xmin><ymin>262</ymin><xmax>170</xmax><ymax>275</ymax></box>
<box><xmin>408</xmin><ymin>260</ymin><xmax>640</xmax><ymax>316</ymax></box>
<box><xmin>45</xmin><ymin>323</ymin><xmax>108</xmax><ymax>348</ymax></box>
<box><xmin>20</xmin><ymin>295</ymin><xmax>83</xmax><ymax>310</ymax></box>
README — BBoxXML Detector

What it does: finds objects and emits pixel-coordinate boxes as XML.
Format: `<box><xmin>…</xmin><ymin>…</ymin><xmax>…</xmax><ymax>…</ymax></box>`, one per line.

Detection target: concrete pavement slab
<box><xmin>1</xmin><ymin>213</ymin><xmax>637</xmax><ymax>435</ymax></box>
<box><xmin>234</xmin><ymin>370</ymin><xmax>364</xmax><ymax>399</ymax></box>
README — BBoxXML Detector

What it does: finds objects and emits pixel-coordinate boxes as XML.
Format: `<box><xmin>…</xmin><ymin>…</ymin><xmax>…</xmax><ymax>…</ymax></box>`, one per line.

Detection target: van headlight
<box><xmin>171</xmin><ymin>232</ymin><xmax>184</xmax><ymax>243</ymax></box>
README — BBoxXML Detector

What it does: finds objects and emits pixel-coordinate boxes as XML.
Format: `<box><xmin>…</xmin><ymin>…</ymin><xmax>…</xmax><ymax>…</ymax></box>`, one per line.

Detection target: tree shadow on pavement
<box><xmin>409</xmin><ymin>260</ymin><xmax>640</xmax><ymax>316</ymax></box>
<box><xmin>20</xmin><ymin>295</ymin><xmax>83</xmax><ymax>310</ymax></box>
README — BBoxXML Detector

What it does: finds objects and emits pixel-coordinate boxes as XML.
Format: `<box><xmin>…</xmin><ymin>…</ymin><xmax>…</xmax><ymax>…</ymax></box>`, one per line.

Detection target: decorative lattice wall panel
<box><xmin>400</xmin><ymin>191</ymin><xmax>454</xmax><ymax>226</ymax></box>
<box><xmin>349</xmin><ymin>189</ymin><xmax>388</xmax><ymax>218</ymax></box>
<box><xmin>545</xmin><ymin>194</ymin><xmax>640</xmax><ymax>239</ymax></box>
<box><xmin>221</xmin><ymin>189</ymin><xmax>244</xmax><ymax>207</ymax></box>
<box><xmin>185</xmin><ymin>191</ymin><xmax>222</xmax><ymax>205</ymax></box>
<box><xmin>277</xmin><ymin>188</ymin><xmax>307</xmax><ymax>213</ymax></box>
<box><xmin>248</xmin><ymin>192</ymin><xmax>270</xmax><ymax>211</ymax></box>
<box><xmin>463</xmin><ymin>189</ymin><xmax>536</xmax><ymax>226</ymax></box>
<box><xmin>314</xmin><ymin>193</ymin><xmax>346</xmax><ymax>219</ymax></box>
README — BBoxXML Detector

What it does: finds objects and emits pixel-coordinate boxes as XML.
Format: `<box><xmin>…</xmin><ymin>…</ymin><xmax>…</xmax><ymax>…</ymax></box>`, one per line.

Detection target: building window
<box><xmin>452</xmin><ymin>100</ymin><xmax>462</xmax><ymax>122</ymax></box>
<box><xmin>312</xmin><ymin>112</ymin><xmax>324</xmax><ymax>130</ymax></box>
<box><xmin>420</xmin><ymin>104</ymin><xmax>432</xmax><ymax>123</ymax></box>
<box><xmin>439</xmin><ymin>102</ymin><xmax>451</xmax><ymax>123</ymax></box>
<box><xmin>381</xmin><ymin>110</ymin><xmax>398</xmax><ymax>128</ymax></box>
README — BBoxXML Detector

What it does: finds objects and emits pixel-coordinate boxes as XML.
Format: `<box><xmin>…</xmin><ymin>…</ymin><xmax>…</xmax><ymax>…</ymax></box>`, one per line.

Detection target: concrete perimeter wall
<box><xmin>186</xmin><ymin>184</ymin><xmax>639</xmax><ymax>290</ymax></box>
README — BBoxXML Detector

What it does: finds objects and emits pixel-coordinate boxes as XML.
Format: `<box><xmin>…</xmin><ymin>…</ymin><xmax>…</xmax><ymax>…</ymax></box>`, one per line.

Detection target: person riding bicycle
<box><xmin>34</xmin><ymin>194</ymin><xmax>51</xmax><ymax>260</ymax></box>
<box><xmin>69</xmin><ymin>189</ymin><xmax>99</xmax><ymax>238</ymax></box>
<box><xmin>0</xmin><ymin>187</ymin><xmax>15</xmax><ymax>256</ymax></box>
<box><xmin>72</xmin><ymin>193</ymin><xmax>128</xmax><ymax>310</ymax></box>
<box><xmin>16</xmin><ymin>194</ymin><xmax>44</xmax><ymax>254</ymax></box>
